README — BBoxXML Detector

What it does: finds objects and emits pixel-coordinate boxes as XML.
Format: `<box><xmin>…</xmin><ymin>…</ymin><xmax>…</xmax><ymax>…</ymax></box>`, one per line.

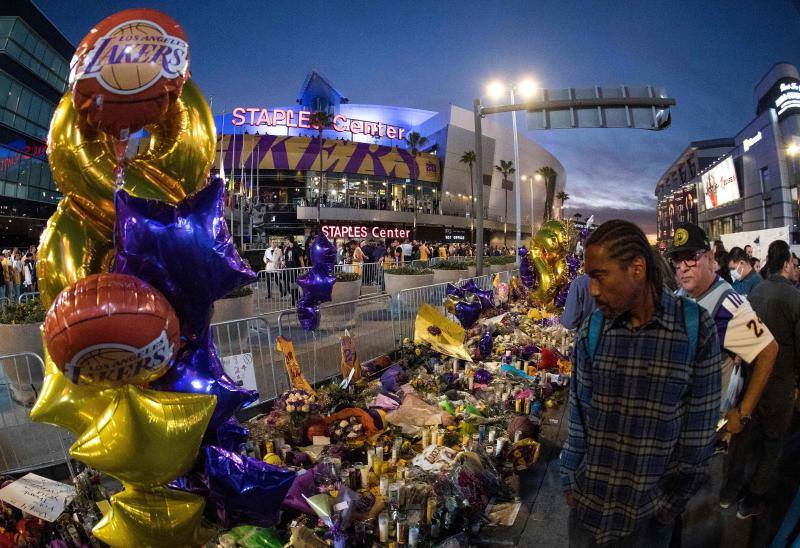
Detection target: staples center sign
<box><xmin>322</xmin><ymin>225</ymin><xmax>411</xmax><ymax>240</ymax></box>
<box><xmin>231</xmin><ymin>108</ymin><xmax>407</xmax><ymax>140</ymax></box>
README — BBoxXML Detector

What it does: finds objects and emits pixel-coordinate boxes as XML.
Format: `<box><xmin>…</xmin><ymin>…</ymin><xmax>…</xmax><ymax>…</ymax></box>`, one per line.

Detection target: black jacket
<box><xmin>748</xmin><ymin>274</ymin><xmax>800</xmax><ymax>385</ymax></box>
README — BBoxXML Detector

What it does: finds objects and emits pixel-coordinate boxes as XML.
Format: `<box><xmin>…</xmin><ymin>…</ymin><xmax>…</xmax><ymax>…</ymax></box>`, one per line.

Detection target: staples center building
<box><xmin>216</xmin><ymin>71</ymin><xmax>566</xmax><ymax>246</ymax></box>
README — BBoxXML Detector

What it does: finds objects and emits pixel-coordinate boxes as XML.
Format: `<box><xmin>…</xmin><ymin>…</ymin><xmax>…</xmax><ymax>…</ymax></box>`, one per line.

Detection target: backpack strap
<box><xmin>587</xmin><ymin>309</ymin><xmax>605</xmax><ymax>362</ymax></box>
<box><xmin>681</xmin><ymin>299</ymin><xmax>700</xmax><ymax>364</ymax></box>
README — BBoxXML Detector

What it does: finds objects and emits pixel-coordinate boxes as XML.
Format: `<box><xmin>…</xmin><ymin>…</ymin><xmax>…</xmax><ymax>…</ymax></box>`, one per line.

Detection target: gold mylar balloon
<box><xmin>47</xmin><ymin>79</ymin><xmax>215</xmax><ymax>226</ymax></box>
<box><xmin>533</xmin><ymin>229</ymin><xmax>559</xmax><ymax>253</ymax></box>
<box><xmin>540</xmin><ymin>220</ymin><xmax>567</xmax><ymax>243</ymax></box>
<box><xmin>532</xmin><ymin>256</ymin><xmax>554</xmax><ymax>303</ymax></box>
<box><xmin>30</xmin><ymin>335</ymin><xmax>117</xmax><ymax>435</ymax></box>
<box><xmin>92</xmin><ymin>486</ymin><xmax>210</xmax><ymax>548</ymax></box>
<box><xmin>70</xmin><ymin>385</ymin><xmax>216</xmax><ymax>487</ymax></box>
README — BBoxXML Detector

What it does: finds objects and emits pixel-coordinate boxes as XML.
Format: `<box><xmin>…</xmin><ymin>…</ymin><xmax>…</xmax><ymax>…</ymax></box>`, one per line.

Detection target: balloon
<box><xmin>540</xmin><ymin>220</ymin><xmax>567</xmax><ymax>243</ymax></box>
<box><xmin>532</xmin><ymin>256</ymin><xmax>554</xmax><ymax>303</ymax></box>
<box><xmin>70</xmin><ymin>9</ymin><xmax>189</xmax><ymax>138</ymax></box>
<box><xmin>296</xmin><ymin>234</ymin><xmax>336</xmax><ymax>331</ymax></box>
<box><xmin>92</xmin><ymin>486</ymin><xmax>209</xmax><ymax>547</ymax></box>
<box><xmin>495</xmin><ymin>282</ymin><xmax>509</xmax><ymax>305</ymax></box>
<box><xmin>216</xmin><ymin>417</ymin><xmax>249</xmax><ymax>453</ymax></box>
<box><xmin>151</xmin><ymin>333</ymin><xmax>257</xmax><ymax>430</ymax></box>
<box><xmin>478</xmin><ymin>331</ymin><xmax>493</xmax><ymax>360</ymax></box>
<box><xmin>533</xmin><ymin>229</ymin><xmax>560</xmax><ymax>253</ymax></box>
<box><xmin>452</xmin><ymin>295</ymin><xmax>482</xmax><ymax>329</ymax></box>
<box><xmin>554</xmin><ymin>282</ymin><xmax>571</xmax><ymax>309</ymax></box>
<box><xmin>113</xmin><ymin>178</ymin><xmax>256</xmax><ymax>341</ymax></box>
<box><xmin>69</xmin><ymin>385</ymin><xmax>216</xmax><ymax>487</ymax></box>
<box><xmin>44</xmin><ymin>273</ymin><xmax>180</xmax><ymax>386</ymax></box>
<box><xmin>31</xmin><ymin>344</ymin><xmax>117</xmax><ymax>436</ymax></box>
<box><xmin>201</xmin><ymin>446</ymin><xmax>296</xmax><ymax>527</ymax></box>
<box><xmin>518</xmin><ymin>247</ymin><xmax>536</xmax><ymax>289</ymax></box>
<box><xmin>446</xmin><ymin>283</ymin><xmax>465</xmax><ymax>298</ymax></box>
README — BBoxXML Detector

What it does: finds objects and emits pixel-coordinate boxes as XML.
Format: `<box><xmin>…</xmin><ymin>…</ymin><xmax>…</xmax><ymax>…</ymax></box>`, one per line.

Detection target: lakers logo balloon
<box><xmin>30</xmin><ymin>9</ymin><xmax>222</xmax><ymax>546</ymax></box>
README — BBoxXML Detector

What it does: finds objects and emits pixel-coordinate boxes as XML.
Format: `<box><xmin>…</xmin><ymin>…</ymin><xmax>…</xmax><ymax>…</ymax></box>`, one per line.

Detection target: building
<box><xmin>657</xmin><ymin>62</ymin><xmax>800</xmax><ymax>245</ymax></box>
<box><xmin>0</xmin><ymin>0</ymin><xmax>71</xmax><ymax>247</ymax></box>
<box><xmin>655</xmin><ymin>138</ymin><xmax>735</xmax><ymax>244</ymax></box>
<box><xmin>215</xmin><ymin>71</ymin><xmax>566</xmax><ymax>247</ymax></box>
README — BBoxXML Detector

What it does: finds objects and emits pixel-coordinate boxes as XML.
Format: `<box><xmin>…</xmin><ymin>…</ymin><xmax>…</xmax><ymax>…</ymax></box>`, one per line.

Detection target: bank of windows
<box><xmin>304</xmin><ymin>172</ymin><xmax>439</xmax><ymax>213</ymax></box>
<box><xmin>0</xmin><ymin>71</ymin><xmax>56</xmax><ymax>140</ymax></box>
<box><xmin>0</xmin><ymin>18</ymin><xmax>69</xmax><ymax>93</ymax></box>
<box><xmin>704</xmin><ymin>215</ymin><xmax>742</xmax><ymax>239</ymax></box>
<box><xmin>0</xmin><ymin>144</ymin><xmax>58</xmax><ymax>203</ymax></box>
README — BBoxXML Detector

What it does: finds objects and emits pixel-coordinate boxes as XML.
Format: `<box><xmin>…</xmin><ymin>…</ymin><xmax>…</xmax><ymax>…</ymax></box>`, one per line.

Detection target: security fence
<box><xmin>18</xmin><ymin>292</ymin><xmax>39</xmax><ymax>304</ymax></box>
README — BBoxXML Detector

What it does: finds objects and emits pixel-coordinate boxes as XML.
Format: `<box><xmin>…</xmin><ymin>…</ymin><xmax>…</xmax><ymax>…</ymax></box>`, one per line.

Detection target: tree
<box><xmin>309</xmin><ymin>111</ymin><xmax>334</xmax><ymax>221</ymax></box>
<box><xmin>537</xmin><ymin>166</ymin><xmax>558</xmax><ymax>221</ymax></box>
<box><xmin>495</xmin><ymin>160</ymin><xmax>515</xmax><ymax>245</ymax></box>
<box><xmin>556</xmin><ymin>191</ymin><xmax>569</xmax><ymax>219</ymax></box>
<box><xmin>459</xmin><ymin>150</ymin><xmax>476</xmax><ymax>239</ymax></box>
<box><xmin>405</xmin><ymin>132</ymin><xmax>429</xmax><ymax>223</ymax></box>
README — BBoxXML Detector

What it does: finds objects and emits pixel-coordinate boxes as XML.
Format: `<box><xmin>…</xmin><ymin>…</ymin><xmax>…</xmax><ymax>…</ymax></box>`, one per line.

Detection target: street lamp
<box><xmin>487</xmin><ymin>78</ymin><xmax>536</xmax><ymax>261</ymax></box>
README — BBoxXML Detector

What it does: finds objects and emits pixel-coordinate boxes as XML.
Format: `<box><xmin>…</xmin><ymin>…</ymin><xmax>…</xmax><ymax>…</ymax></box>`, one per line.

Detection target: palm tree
<box><xmin>309</xmin><ymin>111</ymin><xmax>334</xmax><ymax>221</ymax></box>
<box><xmin>537</xmin><ymin>166</ymin><xmax>558</xmax><ymax>221</ymax></box>
<box><xmin>495</xmin><ymin>160</ymin><xmax>515</xmax><ymax>245</ymax></box>
<box><xmin>405</xmin><ymin>132</ymin><xmax>429</xmax><ymax>225</ymax></box>
<box><xmin>556</xmin><ymin>191</ymin><xmax>569</xmax><ymax>219</ymax></box>
<box><xmin>459</xmin><ymin>150</ymin><xmax>476</xmax><ymax>241</ymax></box>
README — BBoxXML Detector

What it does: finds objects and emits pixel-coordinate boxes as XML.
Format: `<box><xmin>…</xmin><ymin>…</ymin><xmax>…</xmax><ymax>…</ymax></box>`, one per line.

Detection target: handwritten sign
<box><xmin>339</xmin><ymin>329</ymin><xmax>361</xmax><ymax>383</ymax></box>
<box><xmin>0</xmin><ymin>473</ymin><xmax>76</xmax><ymax>522</ymax></box>
<box><xmin>275</xmin><ymin>337</ymin><xmax>313</xmax><ymax>393</ymax></box>
<box><xmin>222</xmin><ymin>353</ymin><xmax>258</xmax><ymax>398</ymax></box>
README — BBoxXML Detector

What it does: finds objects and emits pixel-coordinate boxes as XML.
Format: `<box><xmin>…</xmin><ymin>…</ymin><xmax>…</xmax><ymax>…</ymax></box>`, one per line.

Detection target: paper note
<box><xmin>0</xmin><ymin>473</ymin><xmax>76</xmax><ymax>522</ymax></box>
<box><xmin>222</xmin><ymin>353</ymin><xmax>258</xmax><ymax>394</ymax></box>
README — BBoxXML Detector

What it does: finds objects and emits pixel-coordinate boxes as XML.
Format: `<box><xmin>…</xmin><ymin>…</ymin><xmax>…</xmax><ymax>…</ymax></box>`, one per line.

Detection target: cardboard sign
<box><xmin>222</xmin><ymin>353</ymin><xmax>258</xmax><ymax>397</ymax></box>
<box><xmin>414</xmin><ymin>304</ymin><xmax>472</xmax><ymax>362</ymax></box>
<box><xmin>339</xmin><ymin>329</ymin><xmax>361</xmax><ymax>383</ymax></box>
<box><xmin>276</xmin><ymin>337</ymin><xmax>313</xmax><ymax>392</ymax></box>
<box><xmin>0</xmin><ymin>473</ymin><xmax>76</xmax><ymax>522</ymax></box>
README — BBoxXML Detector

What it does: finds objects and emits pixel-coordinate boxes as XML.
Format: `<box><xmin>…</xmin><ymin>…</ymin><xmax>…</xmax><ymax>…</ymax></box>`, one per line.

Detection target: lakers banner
<box><xmin>222</xmin><ymin>134</ymin><xmax>441</xmax><ymax>184</ymax></box>
<box><xmin>275</xmin><ymin>337</ymin><xmax>314</xmax><ymax>393</ymax></box>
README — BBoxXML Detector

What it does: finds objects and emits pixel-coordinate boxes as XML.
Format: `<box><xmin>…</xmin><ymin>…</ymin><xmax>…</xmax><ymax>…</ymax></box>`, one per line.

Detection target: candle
<box><xmin>396</xmin><ymin>515</ymin><xmax>408</xmax><ymax>546</ymax></box>
<box><xmin>514</xmin><ymin>430</ymin><xmax>523</xmax><ymax>443</ymax></box>
<box><xmin>436</xmin><ymin>430</ymin><xmax>445</xmax><ymax>446</ymax></box>
<box><xmin>380</xmin><ymin>475</ymin><xmax>389</xmax><ymax>496</ymax></box>
<box><xmin>359</xmin><ymin>464</ymin><xmax>369</xmax><ymax>489</ymax></box>
<box><xmin>391</xmin><ymin>446</ymin><xmax>399</xmax><ymax>466</ymax></box>
<box><xmin>426</xmin><ymin>497</ymin><xmax>436</xmax><ymax>524</ymax></box>
<box><xmin>367</xmin><ymin>448</ymin><xmax>374</xmax><ymax>470</ymax></box>
<box><xmin>421</xmin><ymin>428</ymin><xmax>430</xmax><ymax>448</ymax></box>
<box><xmin>515</xmin><ymin>398</ymin><xmax>522</xmax><ymax>413</ymax></box>
<box><xmin>379</xmin><ymin>511</ymin><xmax>389</xmax><ymax>542</ymax></box>
<box><xmin>408</xmin><ymin>525</ymin><xmax>420</xmax><ymax>547</ymax></box>
<box><xmin>396</xmin><ymin>465</ymin><xmax>405</xmax><ymax>481</ymax></box>
<box><xmin>452</xmin><ymin>358</ymin><xmax>459</xmax><ymax>373</ymax></box>
<box><xmin>488</xmin><ymin>427</ymin><xmax>497</xmax><ymax>443</ymax></box>
<box><xmin>495</xmin><ymin>437</ymin><xmax>504</xmax><ymax>456</ymax></box>
<box><xmin>468</xmin><ymin>375</ymin><xmax>475</xmax><ymax>390</ymax></box>
<box><xmin>525</xmin><ymin>399</ymin><xmax>532</xmax><ymax>415</ymax></box>
<box><xmin>375</xmin><ymin>446</ymin><xmax>384</xmax><ymax>469</ymax></box>
<box><xmin>478</xmin><ymin>424</ymin><xmax>486</xmax><ymax>443</ymax></box>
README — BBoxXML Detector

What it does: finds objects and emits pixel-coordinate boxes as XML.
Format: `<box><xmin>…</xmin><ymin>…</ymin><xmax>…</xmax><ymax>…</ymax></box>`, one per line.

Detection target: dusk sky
<box><xmin>37</xmin><ymin>0</ymin><xmax>800</xmax><ymax>236</ymax></box>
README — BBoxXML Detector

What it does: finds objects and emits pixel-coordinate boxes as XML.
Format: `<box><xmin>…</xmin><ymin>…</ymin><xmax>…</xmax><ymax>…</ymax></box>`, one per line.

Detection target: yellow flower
<box><xmin>403</xmin><ymin>337</ymin><xmax>411</xmax><ymax>344</ymax></box>
<box><xmin>415</xmin><ymin>349</ymin><xmax>422</xmax><ymax>357</ymax></box>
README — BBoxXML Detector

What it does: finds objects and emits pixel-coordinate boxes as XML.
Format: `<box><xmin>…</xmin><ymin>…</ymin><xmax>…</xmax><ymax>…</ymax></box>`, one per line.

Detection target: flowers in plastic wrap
<box><xmin>279</xmin><ymin>389</ymin><xmax>319</xmax><ymax>415</ymax></box>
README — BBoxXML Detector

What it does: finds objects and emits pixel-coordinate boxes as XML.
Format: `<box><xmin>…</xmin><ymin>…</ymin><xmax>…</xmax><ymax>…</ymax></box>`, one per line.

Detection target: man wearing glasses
<box><xmin>669</xmin><ymin>223</ymin><xmax>778</xmax><ymax>519</ymax></box>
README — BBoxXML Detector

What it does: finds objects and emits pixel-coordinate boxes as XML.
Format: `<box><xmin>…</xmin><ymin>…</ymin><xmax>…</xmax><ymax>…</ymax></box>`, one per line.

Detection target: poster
<box><xmin>702</xmin><ymin>157</ymin><xmax>740</xmax><ymax>210</ymax></box>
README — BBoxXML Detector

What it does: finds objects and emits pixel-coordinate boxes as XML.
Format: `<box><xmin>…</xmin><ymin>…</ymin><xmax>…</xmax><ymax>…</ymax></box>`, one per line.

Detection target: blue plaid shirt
<box><xmin>560</xmin><ymin>289</ymin><xmax>721</xmax><ymax>545</ymax></box>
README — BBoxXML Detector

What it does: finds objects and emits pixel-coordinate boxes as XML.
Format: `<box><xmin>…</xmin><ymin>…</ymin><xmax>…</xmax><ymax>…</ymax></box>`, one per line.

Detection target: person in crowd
<box><xmin>351</xmin><ymin>240</ymin><xmax>365</xmax><ymax>275</ymax></box>
<box><xmin>400</xmin><ymin>239</ymin><xmax>413</xmax><ymax>264</ymax></box>
<box><xmin>0</xmin><ymin>250</ymin><xmax>9</xmax><ymax>300</ymax></box>
<box><xmin>393</xmin><ymin>242</ymin><xmax>403</xmax><ymax>266</ymax></box>
<box><xmin>653</xmin><ymin>250</ymin><xmax>678</xmax><ymax>291</ymax></box>
<box><xmin>721</xmin><ymin>240</ymin><xmax>800</xmax><ymax>520</ymax></box>
<box><xmin>21</xmin><ymin>253</ymin><xmax>35</xmax><ymax>294</ymax></box>
<box><xmin>744</xmin><ymin>244</ymin><xmax>753</xmax><ymax>258</ymax></box>
<box><xmin>750</xmin><ymin>257</ymin><xmax>761</xmax><ymax>274</ymax></box>
<box><xmin>263</xmin><ymin>240</ymin><xmax>283</xmax><ymax>299</ymax></box>
<box><xmin>559</xmin><ymin>274</ymin><xmax>595</xmax><ymax>330</ymax></box>
<box><xmin>728</xmin><ymin>246</ymin><xmax>763</xmax><ymax>295</ymax></box>
<box><xmin>438</xmin><ymin>242</ymin><xmax>447</xmax><ymax>259</ymax></box>
<box><xmin>668</xmin><ymin>223</ymin><xmax>777</xmax><ymax>510</ymax></box>
<box><xmin>715</xmin><ymin>250</ymin><xmax>733</xmax><ymax>284</ymax></box>
<box><xmin>12</xmin><ymin>250</ymin><xmax>23</xmax><ymax>300</ymax></box>
<box><xmin>792</xmin><ymin>253</ymin><xmax>800</xmax><ymax>288</ymax></box>
<box><xmin>561</xmin><ymin>219</ymin><xmax>722</xmax><ymax>547</ymax></box>
<box><xmin>712</xmin><ymin>239</ymin><xmax>726</xmax><ymax>255</ymax></box>
<box><xmin>282</xmin><ymin>239</ymin><xmax>302</xmax><ymax>305</ymax></box>
<box><xmin>419</xmin><ymin>241</ymin><xmax>429</xmax><ymax>263</ymax></box>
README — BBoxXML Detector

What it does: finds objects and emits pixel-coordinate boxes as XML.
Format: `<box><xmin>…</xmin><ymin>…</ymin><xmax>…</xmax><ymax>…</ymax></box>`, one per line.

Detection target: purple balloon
<box><xmin>296</xmin><ymin>233</ymin><xmax>337</xmax><ymax>331</ymax></box>
<box><xmin>566</xmin><ymin>254</ymin><xmax>581</xmax><ymax>280</ymax></box>
<box><xmin>113</xmin><ymin>178</ymin><xmax>256</xmax><ymax>341</ymax></box>
<box><xmin>215</xmin><ymin>416</ymin><xmax>249</xmax><ymax>452</ymax></box>
<box><xmin>479</xmin><ymin>330</ymin><xmax>493</xmax><ymax>359</ymax></box>
<box><xmin>297</xmin><ymin>301</ymin><xmax>320</xmax><ymax>331</ymax></box>
<box><xmin>554</xmin><ymin>282</ymin><xmax>571</xmax><ymax>308</ymax></box>
<box><xmin>446</xmin><ymin>283</ymin><xmax>465</xmax><ymax>298</ymax></box>
<box><xmin>579</xmin><ymin>227</ymin><xmax>590</xmax><ymax>242</ymax></box>
<box><xmin>518</xmin><ymin>246</ymin><xmax>536</xmax><ymax>289</ymax></box>
<box><xmin>454</xmin><ymin>295</ymin><xmax>482</xmax><ymax>329</ymax></box>
<box><xmin>474</xmin><ymin>368</ymin><xmax>493</xmax><ymax>385</ymax></box>
<box><xmin>283</xmin><ymin>466</ymin><xmax>319</xmax><ymax>514</ymax></box>
<box><xmin>297</xmin><ymin>268</ymin><xmax>336</xmax><ymax>302</ymax></box>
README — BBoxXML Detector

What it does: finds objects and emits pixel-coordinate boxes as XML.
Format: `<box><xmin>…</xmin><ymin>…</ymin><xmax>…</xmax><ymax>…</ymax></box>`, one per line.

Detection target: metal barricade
<box><xmin>18</xmin><ymin>292</ymin><xmax>39</xmax><ymax>304</ymax></box>
<box><xmin>211</xmin><ymin>312</ymin><xmax>286</xmax><ymax>405</ymax></box>
<box><xmin>410</xmin><ymin>260</ymin><xmax>429</xmax><ymax>269</ymax></box>
<box><xmin>393</xmin><ymin>281</ymin><xmax>452</xmax><ymax>343</ymax></box>
<box><xmin>253</xmin><ymin>268</ymin><xmax>309</xmax><ymax>314</ymax></box>
<box><xmin>0</xmin><ymin>297</ymin><xmax>10</xmax><ymax>310</ymax></box>
<box><xmin>334</xmin><ymin>262</ymin><xmax>385</xmax><ymax>293</ymax></box>
<box><xmin>0</xmin><ymin>352</ymin><xmax>74</xmax><ymax>477</ymax></box>
<box><xmin>277</xmin><ymin>295</ymin><xmax>395</xmax><ymax>386</ymax></box>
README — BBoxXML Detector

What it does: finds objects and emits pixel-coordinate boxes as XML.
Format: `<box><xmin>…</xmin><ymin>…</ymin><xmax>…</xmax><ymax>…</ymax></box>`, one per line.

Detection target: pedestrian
<box><xmin>727</xmin><ymin>246</ymin><xmax>763</xmax><ymax>295</ymax></box>
<box><xmin>12</xmin><ymin>250</ymin><xmax>23</xmax><ymax>300</ymax></box>
<box><xmin>352</xmin><ymin>241</ymin><xmax>365</xmax><ymax>275</ymax></box>
<box><xmin>419</xmin><ymin>241</ymin><xmax>429</xmax><ymax>263</ymax></box>
<box><xmin>263</xmin><ymin>241</ymin><xmax>281</xmax><ymax>299</ymax></box>
<box><xmin>744</xmin><ymin>244</ymin><xmax>753</xmax><ymax>258</ymax></box>
<box><xmin>21</xmin><ymin>253</ymin><xmax>35</xmax><ymax>294</ymax></box>
<box><xmin>561</xmin><ymin>219</ymin><xmax>722</xmax><ymax>547</ymax></box>
<box><xmin>723</xmin><ymin>239</ymin><xmax>800</xmax><ymax>519</ymax></box>
<box><xmin>283</xmin><ymin>239</ymin><xmax>301</xmax><ymax>305</ymax></box>
<box><xmin>559</xmin><ymin>273</ymin><xmax>596</xmax><ymax>330</ymax></box>
<box><xmin>400</xmin><ymin>239</ymin><xmax>413</xmax><ymax>265</ymax></box>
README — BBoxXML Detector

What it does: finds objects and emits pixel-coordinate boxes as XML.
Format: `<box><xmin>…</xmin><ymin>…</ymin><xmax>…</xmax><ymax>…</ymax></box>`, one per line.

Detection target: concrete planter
<box><xmin>212</xmin><ymin>294</ymin><xmax>256</xmax><ymax>324</ymax></box>
<box><xmin>384</xmin><ymin>273</ymin><xmax>435</xmax><ymax>297</ymax></box>
<box><xmin>332</xmin><ymin>280</ymin><xmax>362</xmax><ymax>303</ymax></box>
<box><xmin>466</xmin><ymin>265</ymin><xmax>477</xmax><ymax>278</ymax></box>
<box><xmin>432</xmin><ymin>269</ymin><xmax>469</xmax><ymax>285</ymax></box>
<box><xmin>0</xmin><ymin>322</ymin><xmax>44</xmax><ymax>406</ymax></box>
<box><xmin>488</xmin><ymin>264</ymin><xmax>506</xmax><ymax>275</ymax></box>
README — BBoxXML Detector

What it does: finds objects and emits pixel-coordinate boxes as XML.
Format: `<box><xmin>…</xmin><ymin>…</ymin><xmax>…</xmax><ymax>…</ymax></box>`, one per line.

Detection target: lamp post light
<box><xmin>487</xmin><ymin>78</ymin><xmax>536</xmax><ymax>261</ymax></box>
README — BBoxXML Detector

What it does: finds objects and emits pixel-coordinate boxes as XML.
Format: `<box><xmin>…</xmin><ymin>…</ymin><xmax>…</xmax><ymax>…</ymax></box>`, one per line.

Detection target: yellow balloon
<box><xmin>92</xmin><ymin>486</ymin><xmax>211</xmax><ymax>548</ymax></box>
<box><xmin>540</xmin><ymin>220</ymin><xmax>567</xmax><ymax>243</ymax></box>
<box><xmin>532</xmin><ymin>256</ymin><xmax>554</xmax><ymax>303</ymax></box>
<box><xmin>30</xmin><ymin>334</ymin><xmax>117</xmax><ymax>435</ymax></box>
<box><xmin>533</xmin><ymin>229</ymin><xmax>559</xmax><ymax>253</ymax></box>
<box><xmin>70</xmin><ymin>385</ymin><xmax>216</xmax><ymax>488</ymax></box>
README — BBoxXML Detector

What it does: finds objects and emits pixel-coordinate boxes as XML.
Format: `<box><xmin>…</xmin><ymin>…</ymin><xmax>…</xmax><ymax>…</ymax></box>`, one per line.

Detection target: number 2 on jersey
<box><xmin>747</xmin><ymin>319</ymin><xmax>764</xmax><ymax>337</ymax></box>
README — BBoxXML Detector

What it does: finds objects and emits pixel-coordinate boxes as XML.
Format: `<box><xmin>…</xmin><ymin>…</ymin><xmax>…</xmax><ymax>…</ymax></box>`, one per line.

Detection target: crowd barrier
<box><xmin>0</xmin><ymin>267</ymin><xmax>520</xmax><ymax>475</ymax></box>
<box><xmin>0</xmin><ymin>352</ymin><xmax>74</xmax><ymax>477</ymax></box>
<box><xmin>18</xmin><ymin>292</ymin><xmax>39</xmax><ymax>304</ymax></box>
<box><xmin>0</xmin><ymin>297</ymin><xmax>10</xmax><ymax>310</ymax></box>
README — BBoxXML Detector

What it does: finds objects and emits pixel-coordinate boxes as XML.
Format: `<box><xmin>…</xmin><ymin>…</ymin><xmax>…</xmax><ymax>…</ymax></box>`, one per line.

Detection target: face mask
<box><xmin>730</xmin><ymin>265</ymin><xmax>742</xmax><ymax>282</ymax></box>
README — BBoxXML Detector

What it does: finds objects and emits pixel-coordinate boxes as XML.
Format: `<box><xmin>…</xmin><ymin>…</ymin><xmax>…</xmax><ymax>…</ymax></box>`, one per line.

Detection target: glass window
<box><xmin>1</xmin><ymin>18</ymin><xmax>69</xmax><ymax>92</ymax></box>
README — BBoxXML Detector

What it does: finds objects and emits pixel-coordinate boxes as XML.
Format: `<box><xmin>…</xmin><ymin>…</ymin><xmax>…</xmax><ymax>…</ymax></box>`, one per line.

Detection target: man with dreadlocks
<box><xmin>560</xmin><ymin>219</ymin><xmax>722</xmax><ymax>547</ymax></box>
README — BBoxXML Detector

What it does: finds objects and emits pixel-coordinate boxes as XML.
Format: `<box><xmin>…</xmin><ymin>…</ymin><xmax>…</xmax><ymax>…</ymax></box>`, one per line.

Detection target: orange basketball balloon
<box><xmin>69</xmin><ymin>9</ymin><xmax>189</xmax><ymax>139</ymax></box>
<box><xmin>44</xmin><ymin>273</ymin><xmax>181</xmax><ymax>386</ymax></box>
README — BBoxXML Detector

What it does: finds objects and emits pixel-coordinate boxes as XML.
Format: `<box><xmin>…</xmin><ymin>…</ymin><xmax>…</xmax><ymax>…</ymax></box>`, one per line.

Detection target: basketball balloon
<box><xmin>44</xmin><ymin>273</ymin><xmax>181</xmax><ymax>386</ymax></box>
<box><xmin>69</xmin><ymin>9</ymin><xmax>189</xmax><ymax>139</ymax></box>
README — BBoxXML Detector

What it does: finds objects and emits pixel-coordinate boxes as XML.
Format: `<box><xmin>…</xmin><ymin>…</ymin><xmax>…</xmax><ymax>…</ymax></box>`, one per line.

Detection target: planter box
<box><xmin>432</xmin><ymin>269</ymin><xmax>469</xmax><ymax>285</ymax></box>
<box><xmin>384</xmin><ymin>273</ymin><xmax>435</xmax><ymax>297</ymax></box>
<box><xmin>488</xmin><ymin>264</ymin><xmax>506</xmax><ymax>275</ymax></box>
<box><xmin>332</xmin><ymin>280</ymin><xmax>362</xmax><ymax>303</ymax></box>
<box><xmin>212</xmin><ymin>294</ymin><xmax>256</xmax><ymax>324</ymax></box>
<box><xmin>0</xmin><ymin>322</ymin><xmax>44</xmax><ymax>406</ymax></box>
<box><xmin>466</xmin><ymin>265</ymin><xmax>477</xmax><ymax>278</ymax></box>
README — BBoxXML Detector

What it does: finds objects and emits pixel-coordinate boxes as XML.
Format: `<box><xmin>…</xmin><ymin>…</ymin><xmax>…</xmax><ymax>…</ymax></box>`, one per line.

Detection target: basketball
<box><xmin>44</xmin><ymin>273</ymin><xmax>181</xmax><ymax>386</ymax></box>
<box><xmin>69</xmin><ymin>9</ymin><xmax>189</xmax><ymax>138</ymax></box>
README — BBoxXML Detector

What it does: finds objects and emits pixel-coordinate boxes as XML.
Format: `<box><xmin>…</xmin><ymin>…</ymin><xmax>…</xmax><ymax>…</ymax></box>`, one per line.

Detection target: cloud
<box><xmin>563</xmin><ymin>205</ymin><xmax>657</xmax><ymax>238</ymax></box>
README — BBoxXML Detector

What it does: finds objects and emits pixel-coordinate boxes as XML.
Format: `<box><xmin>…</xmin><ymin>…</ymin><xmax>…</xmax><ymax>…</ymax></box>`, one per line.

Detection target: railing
<box><xmin>0</xmin><ymin>352</ymin><xmax>74</xmax><ymax>477</ymax></box>
<box><xmin>18</xmin><ymin>292</ymin><xmax>39</xmax><ymax>304</ymax></box>
<box><xmin>253</xmin><ymin>268</ymin><xmax>310</xmax><ymax>314</ymax></box>
<box><xmin>0</xmin><ymin>297</ymin><xmax>10</xmax><ymax>310</ymax></box>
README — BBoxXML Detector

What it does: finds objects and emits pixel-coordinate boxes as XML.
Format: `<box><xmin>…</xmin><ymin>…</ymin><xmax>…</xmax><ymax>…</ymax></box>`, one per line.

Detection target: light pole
<box><xmin>487</xmin><ymin>79</ymin><xmax>536</xmax><ymax>261</ymax></box>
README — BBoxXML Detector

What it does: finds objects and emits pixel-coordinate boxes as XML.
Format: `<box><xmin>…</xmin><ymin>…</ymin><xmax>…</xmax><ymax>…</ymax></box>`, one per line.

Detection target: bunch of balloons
<box><xmin>525</xmin><ymin>220</ymin><xmax>582</xmax><ymax>308</ymax></box>
<box><xmin>30</xmin><ymin>9</ymin><xmax>293</xmax><ymax>545</ymax></box>
<box><xmin>296</xmin><ymin>234</ymin><xmax>337</xmax><ymax>330</ymax></box>
<box><xmin>444</xmin><ymin>280</ymin><xmax>493</xmax><ymax>329</ymax></box>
